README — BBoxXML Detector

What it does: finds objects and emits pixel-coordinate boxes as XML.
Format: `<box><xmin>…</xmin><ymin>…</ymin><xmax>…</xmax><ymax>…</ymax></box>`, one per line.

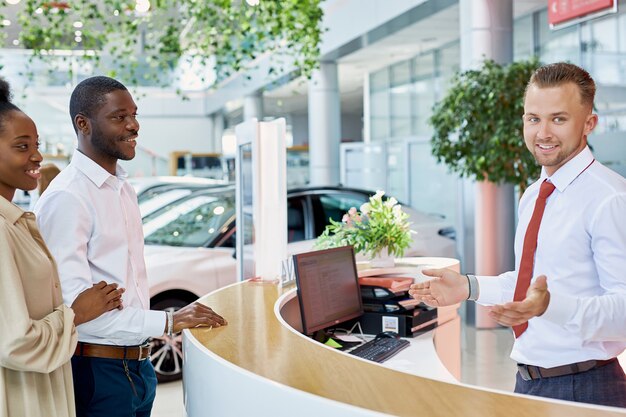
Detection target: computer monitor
<box><xmin>294</xmin><ymin>246</ymin><xmax>363</xmax><ymax>335</ymax></box>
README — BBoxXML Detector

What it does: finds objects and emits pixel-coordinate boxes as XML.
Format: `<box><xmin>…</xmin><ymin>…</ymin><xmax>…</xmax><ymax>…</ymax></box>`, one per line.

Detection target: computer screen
<box><xmin>294</xmin><ymin>246</ymin><xmax>363</xmax><ymax>335</ymax></box>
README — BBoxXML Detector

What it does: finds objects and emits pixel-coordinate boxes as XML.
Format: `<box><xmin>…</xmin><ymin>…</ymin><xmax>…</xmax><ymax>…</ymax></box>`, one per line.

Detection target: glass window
<box><xmin>370</xmin><ymin>90</ymin><xmax>390</xmax><ymax>140</ymax></box>
<box><xmin>588</xmin><ymin>16</ymin><xmax>618</xmax><ymax>53</ymax></box>
<box><xmin>582</xmin><ymin>14</ymin><xmax>623</xmax><ymax>84</ymax></box>
<box><xmin>386</xmin><ymin>141</ymin><xmax>406</xmax><ymax>202</ymax></box>
<box><xmin>537</xmin><ymin>9</ymin><xmax>580</xmax><ymax>64</ymax></box>
<box><xmin>619</xmin><ymin>12</ymin><xmax>626</xmax><ymax>53</ymax></box>
<box><xmin>370</xmin><ymin>68</ymin><xmax>390</xmax><ymax>92</ymax></box>
<box><xmin>514</xmin><ymin>14</ymin><xmax>533</xmax><ymax>60</ymax></box>
<box><xmin>412</xmin><ymin>52</ymin><xmax>434</xmax><ymax>80</ymax></box>
<box><xmin>437</xmin><ymin>42</ymin><xmax>460</xmax><ymax>98</ymax></box>
<box><xmin>390</xmin><ymin>61</ymin><xmax>411</xmax><ymax>87</ymax></box>
<box><xmin>408</xmin><ymin>141</ymin><xmax>457</xmax><ymax>225</ymax></box>
<box><xmin>390</xmin><ymin>83</ymin><xmax>412</xmax><ymax>137</ymax></box>
<box><xmin>412</xmin><ymin>53</ymin><xmax>435</xmax><ymax>136</ymax></box>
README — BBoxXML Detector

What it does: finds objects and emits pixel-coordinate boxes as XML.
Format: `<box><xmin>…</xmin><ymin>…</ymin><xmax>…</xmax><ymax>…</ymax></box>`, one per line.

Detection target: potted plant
<box><xmin>429</xmin><ymin>58</ymin><xmax>541</xmax><ymax>193</ymax></box>
<box><xmin>314</xmin><ymin>191</ymin><xmax>413</xmax><ymax>268</ymax></box>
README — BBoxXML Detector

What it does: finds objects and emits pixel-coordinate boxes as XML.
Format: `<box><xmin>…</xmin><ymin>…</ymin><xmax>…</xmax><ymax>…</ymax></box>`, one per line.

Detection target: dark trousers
<box><xmin>515</xmin><ymin>359</ymin><xmax>626</xmax><ymax>408</ymax></box>
<box><xmin>71</xmin><ymin>355</ymin><xmax>157</xmax><ymax>417</ymax></box>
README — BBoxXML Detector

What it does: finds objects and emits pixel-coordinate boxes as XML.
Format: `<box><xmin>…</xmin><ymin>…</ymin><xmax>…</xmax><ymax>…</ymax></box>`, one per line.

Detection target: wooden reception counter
<box><xmin>182</xmin><ymin>257</ymin><xmax>625</xmax><ymax>417</ymax></box>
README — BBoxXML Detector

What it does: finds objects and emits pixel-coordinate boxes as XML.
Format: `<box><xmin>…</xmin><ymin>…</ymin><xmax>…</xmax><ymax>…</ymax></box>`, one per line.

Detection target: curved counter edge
<box><xmin>183</xmin><ymin>265</ymin><xmax>626</xmax><ymax>417</ymax></box>
<box><xmin>183</xmin><ymin>330</ymin><xmax>388</xmax><ymax>417</ymax></box>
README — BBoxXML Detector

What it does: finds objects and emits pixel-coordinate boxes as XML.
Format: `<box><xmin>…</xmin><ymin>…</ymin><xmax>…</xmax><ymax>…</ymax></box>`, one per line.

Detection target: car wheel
<box><xmin>149</xmin><ymin>297</ymin><xmax>194</xmax><ymax>383</ymax></box>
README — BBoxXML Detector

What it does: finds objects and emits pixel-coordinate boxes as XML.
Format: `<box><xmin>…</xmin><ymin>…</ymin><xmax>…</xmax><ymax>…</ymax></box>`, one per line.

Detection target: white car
<box><xmin>140</xmin><ymin>185</ymin><xmax>456</xmax><ymax>381</ymax></box>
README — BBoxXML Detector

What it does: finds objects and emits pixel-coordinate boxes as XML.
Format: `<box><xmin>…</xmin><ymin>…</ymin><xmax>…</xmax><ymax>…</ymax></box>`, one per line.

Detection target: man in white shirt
<box><xmin>409</xmin><ymin>62</ymin><xmax>626</xmax><ymax>407</ymax></box>
<box><xmin>35</xmin><ymin>76</ymin><xmax>227</xmax><ymax>417</ymax></box>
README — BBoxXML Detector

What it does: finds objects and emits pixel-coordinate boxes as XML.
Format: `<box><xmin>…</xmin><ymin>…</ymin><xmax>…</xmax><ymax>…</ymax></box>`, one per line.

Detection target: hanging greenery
<box><xmin>429</xmin><ymin>59</ymin><xmax>541</xmax><ymax>191</ymax></box>
<box><xmin>2</xmin><ymin>0</ymin><xmax>324</xmax><ymax>90</ymax></box>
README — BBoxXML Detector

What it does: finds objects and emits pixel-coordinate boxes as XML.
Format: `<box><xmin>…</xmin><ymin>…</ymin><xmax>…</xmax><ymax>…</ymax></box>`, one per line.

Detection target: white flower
<box><xmin>315</xmin><ymin>189</ymin><xmax>413</xmax><ymax>259</ymax></box>
<box><xmin>392</xmin><ymin>204</ymin><xmax>403</xmax><ymax>219</ymax></box>
<box><xmin>384</xmin><ymin>197</ymin><xmax>398</xmax><ymax>208</ymax></box>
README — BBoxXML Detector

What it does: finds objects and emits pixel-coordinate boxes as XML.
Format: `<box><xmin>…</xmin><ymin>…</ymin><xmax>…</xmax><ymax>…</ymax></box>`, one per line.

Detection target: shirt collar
<box><xmin>0</xmin><ymin>195</ymin><xmax>26</xmax><ymax>225</ymax></box>
<box><xmin>71</xmin><ymin>149</ymin><xmax>128</xmax><ymax>188</ymax></box>
<box><xmin>540</xmin><ymin>146</ymin><xmax>594</xmax><ymax>193</ymax></box>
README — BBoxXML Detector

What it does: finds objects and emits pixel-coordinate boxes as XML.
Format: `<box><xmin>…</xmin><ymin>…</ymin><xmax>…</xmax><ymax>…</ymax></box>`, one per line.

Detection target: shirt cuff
<box><xmin>475</xmin><ymin>276</ymin><xmax>502</xmax><ymax>305</ymax></box>
<box><xmin>144</xmin><ymin>310</ymin><xmax>168</xmax><ymax>338</ymax></box>
<box><xmin>541</xmin><ymin>291</ymin><xmax>577</xmax><ymax>326</ymax></box>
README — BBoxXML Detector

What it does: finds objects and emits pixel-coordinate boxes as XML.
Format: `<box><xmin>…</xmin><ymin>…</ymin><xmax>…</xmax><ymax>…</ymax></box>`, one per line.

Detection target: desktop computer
<box><xmin>293</xmin><ymin>246</ymin><xmax>423</xmax><ymax>362</ymax></box>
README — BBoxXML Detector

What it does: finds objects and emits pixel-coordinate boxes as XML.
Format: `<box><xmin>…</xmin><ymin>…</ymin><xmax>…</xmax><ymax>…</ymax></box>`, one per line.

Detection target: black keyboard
<box><xmin>348</xmin><ymin>337</ymin><xmax>410</xmax><ymax>363</ymax></box>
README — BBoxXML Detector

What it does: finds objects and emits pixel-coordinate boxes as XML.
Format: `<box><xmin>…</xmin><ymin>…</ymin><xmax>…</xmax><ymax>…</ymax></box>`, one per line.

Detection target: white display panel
<box><xmin>235</xmin><ymin>118</ymin><xmax>287</xmax><ymax>281</ymax></box>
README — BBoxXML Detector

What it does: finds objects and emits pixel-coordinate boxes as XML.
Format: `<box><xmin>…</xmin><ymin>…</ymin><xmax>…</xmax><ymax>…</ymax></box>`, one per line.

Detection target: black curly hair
<box><xmin>0</xmin><ymin>78</ymin><xmax>22</xmax><ymax>134</ymax></box>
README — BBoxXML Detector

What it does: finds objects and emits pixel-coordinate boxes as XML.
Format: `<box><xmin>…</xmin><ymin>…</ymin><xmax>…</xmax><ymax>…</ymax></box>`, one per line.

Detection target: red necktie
<box><xmin>512</xmin><ymin>180</ymin><xmax>556</xmax><ymax>338</ymax></box>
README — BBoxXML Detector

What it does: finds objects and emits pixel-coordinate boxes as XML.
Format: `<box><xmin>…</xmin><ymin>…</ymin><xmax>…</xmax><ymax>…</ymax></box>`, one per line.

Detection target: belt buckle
<box><xmin>518</xmin><ymin>364</ymin><xmax>532</xmax><ymax>381</ymax></box>
<box><xmin>138</xmin><ymin>343</ymin><xmax>151</xmax><ymax>361</ymax></box>
<box><xmin>138</xmin><ymin>344</ymin><xmax>146</xmax><ymax>361</ymax></box>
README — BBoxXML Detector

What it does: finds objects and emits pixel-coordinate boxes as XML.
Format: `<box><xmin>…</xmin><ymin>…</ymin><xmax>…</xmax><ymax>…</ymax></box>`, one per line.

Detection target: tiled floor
<box><xmin>153</xmin><ymin>380</ymin><xmax>184</xmax><ymax>417</ymax></box>
<box><xmin>151</xmin><ymin>326</ymin><xmax>518</xmax><ymax>417</ymax></box>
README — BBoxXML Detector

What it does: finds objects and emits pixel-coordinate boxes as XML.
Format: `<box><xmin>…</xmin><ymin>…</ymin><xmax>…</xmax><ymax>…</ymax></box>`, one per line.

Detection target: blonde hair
<box><xmin>38</xmin><ymin>164</ymin><xmax>61</xmax><ymax>195</ymax></box>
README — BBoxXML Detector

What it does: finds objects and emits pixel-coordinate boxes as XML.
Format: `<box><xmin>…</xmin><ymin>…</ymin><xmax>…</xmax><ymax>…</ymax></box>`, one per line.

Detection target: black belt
<box><xmin>517</xmin><ymin>358</ymin><xmax>617</xmax><ymax>381</ymax></box>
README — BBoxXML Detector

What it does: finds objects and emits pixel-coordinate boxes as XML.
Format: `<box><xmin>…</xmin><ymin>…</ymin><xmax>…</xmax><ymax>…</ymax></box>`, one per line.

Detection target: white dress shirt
<box><xmin>35</xmin><ymin>150</ymin><xmax>165</xmax><ymax>346</ymax></box>
<box><xmin>477</xmin><ymin>146</ymin><xmax>626</xmax><ymax>368</ymax></box>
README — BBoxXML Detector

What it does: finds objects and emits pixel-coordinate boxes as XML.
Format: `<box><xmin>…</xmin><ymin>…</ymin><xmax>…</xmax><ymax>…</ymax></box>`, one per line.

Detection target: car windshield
<box><xmin>143</xmin><ymin>191</ymin><xmax>235</xmax><ymax>247</ymax></box>
<box><xmin>138</xmin><ymin>188</ymin><xmax>194</xmax><ymax>217</ymax></box>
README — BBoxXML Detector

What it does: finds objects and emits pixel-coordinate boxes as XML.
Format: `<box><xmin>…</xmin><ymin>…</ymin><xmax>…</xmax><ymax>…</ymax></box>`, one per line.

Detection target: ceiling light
<box><xmin>73</xmin><ymin>21</ymin><xmax>83</xmax><ymax>28</ymax></box>
<box><xmin>75</xmin><ymin>30</ymin><xmax>82</xmax><ymax>36</ymax></box>
<box><xmin>12</xmin><ymin>39</ymin><xmax>19</xmax><ymax>46</ymax></box>
<box><xmin>246</xmin><ymin>0</ymin><xmax>260</xmax><ymax>5</ymax></box>
<box><xmin>1</xmin><ymin>19</ymin><xmax>10</xmax><ymax>26</ymax></box>
<box><xmin>75</xmin><ymin>36</ymin><xmax>82</xmax><ymax>43</ymax></box>
<box><xmin>135</xmin><ymin>0</ymin><xmax>150</xmax><ymax>13</ymax></box>
<box><xmin>35</xmin><ymin>7</ymin><xmax>43</xmax><ymax>14</ymax></box>
<box><xmin>6</xmin><ymin>0</ymin><xmax>21</xmax><ymax>5</ymax></box>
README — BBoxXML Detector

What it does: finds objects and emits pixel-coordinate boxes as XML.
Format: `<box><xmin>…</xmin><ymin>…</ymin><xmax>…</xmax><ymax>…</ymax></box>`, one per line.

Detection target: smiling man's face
<box><xmin>522</xmin><ymin>82</ymin><xmax>597</xmax><ymax>176</ymax></box>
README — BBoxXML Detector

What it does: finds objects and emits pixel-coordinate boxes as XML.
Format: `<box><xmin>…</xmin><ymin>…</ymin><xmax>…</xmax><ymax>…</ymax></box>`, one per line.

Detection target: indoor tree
<box><xmin>429</xmin><ymin>58</ymin><xmax>541</xmax><ymax>193</ymax></box>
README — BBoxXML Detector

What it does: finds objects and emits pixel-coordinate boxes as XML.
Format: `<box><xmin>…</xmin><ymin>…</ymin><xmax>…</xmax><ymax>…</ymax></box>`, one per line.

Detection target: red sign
<box><xmin>548</xmin><ymin>0</ymin><xmax>614</xmax><ymax>25</ymax></box>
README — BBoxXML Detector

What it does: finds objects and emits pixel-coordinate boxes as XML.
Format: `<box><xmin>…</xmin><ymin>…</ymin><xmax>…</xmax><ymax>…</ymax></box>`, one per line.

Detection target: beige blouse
<box><xmin>0</xmin><ymin>197</ymin><xmax>77</xmax><ymax>417</ymax></box>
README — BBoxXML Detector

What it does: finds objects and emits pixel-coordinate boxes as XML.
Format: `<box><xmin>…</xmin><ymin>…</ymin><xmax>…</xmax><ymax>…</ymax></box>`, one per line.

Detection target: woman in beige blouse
<box><xmin>0</xmin><ymin>79</ymin><xmax>124</xmax><ymax>417</ymax></box>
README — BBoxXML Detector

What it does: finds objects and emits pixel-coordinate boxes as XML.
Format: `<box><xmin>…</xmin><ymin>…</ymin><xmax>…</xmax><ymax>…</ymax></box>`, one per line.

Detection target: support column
<box><xmin>213</xmin><ymin>111</ymin><xmax>225</xmax><ymax>155</ymax></box>
<box><xmin>205</xmin><ymin>114</ymin><xmax>215</xmax><ymax>153</ymax></box>
<box><xmin>459</xmin><ymin>0</ymin><xmax>515</xmax><ymax>328</ymax></box>
<box><xmin>308</xmin><ymin>61</ymin><xmax>341</xmax><ymax>186</ymax></box>
<box><xmin>243</xmin><ymin>91</ymin><xmax>264</xmax><ymax>121</ymax></box>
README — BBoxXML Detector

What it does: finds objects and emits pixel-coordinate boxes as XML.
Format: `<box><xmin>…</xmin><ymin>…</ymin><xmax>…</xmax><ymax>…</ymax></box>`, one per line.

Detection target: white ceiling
<box><xmin>1</xmin><ymin>0</ymin><xmax>547</xmax><ymax>118</ymax></box>
<box><xmin>263</xmin><ymin>0</ymin><xmax>547</xmax><ymax>117</ymax></box>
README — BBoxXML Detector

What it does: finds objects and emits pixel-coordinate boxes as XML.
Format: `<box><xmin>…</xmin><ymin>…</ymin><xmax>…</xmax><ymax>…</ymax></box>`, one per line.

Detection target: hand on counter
<box><xmin>173</xmin><ymin>302</ymin><xmax>228</xmax><ymax>333</ymax></box>
<box><xmin>408</xmin><ymin>268</ymin><xmax>468</xmax><ymax>307</ymax></box>
<box><xmin>489</xmin><ymin>275</ymin><xmax>550</xmax><ymax>326</ymax></box>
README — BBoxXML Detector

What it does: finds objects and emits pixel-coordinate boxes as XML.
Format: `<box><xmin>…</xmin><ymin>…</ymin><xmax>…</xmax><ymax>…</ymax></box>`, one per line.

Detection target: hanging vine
<box><xmin>2</xmin><ymin>0</ymin><xmax>323</xmax><ymax>90</ymax></box>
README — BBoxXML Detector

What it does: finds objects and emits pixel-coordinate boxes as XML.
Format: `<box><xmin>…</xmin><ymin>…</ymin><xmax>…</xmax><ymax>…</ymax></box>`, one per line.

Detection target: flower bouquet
<box><xmin>314</xmin><ymin>191</ymin><xmax>413</xmax><ymax>266</ymax></box>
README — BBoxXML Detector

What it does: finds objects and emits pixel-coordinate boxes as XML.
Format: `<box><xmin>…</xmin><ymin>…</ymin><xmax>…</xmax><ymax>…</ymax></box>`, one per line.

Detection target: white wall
<box><xmin>290</xmin><ymin>112</ymin><xmax>363</xmax><ymax>146</ymax></box>
<box><xmin>17</xmin><ymin>86</ymin><xmax>214</xmax><ymax>177</ymax></box>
